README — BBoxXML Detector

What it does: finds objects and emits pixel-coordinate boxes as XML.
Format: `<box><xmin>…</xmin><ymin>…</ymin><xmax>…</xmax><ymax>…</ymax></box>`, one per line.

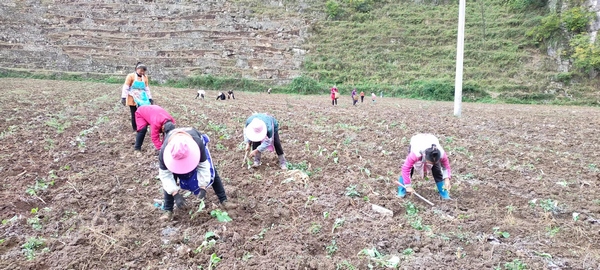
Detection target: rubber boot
<box><xmin>436</xmin><ymin>181</ymin><xmax>451</xmax><ymax>200</ymax></box>
<box><xmin>397</xmin><ymin>176</ymin><xmax>406</xmax><ymax>198</ymax></box>
<box><xmin>252</xmin><ymin>151</ymin><xmax>262</xmax><ymax>167</ymax></box>
<box><xmin>278</xmin><ymin>154</ymin><xmax>287</xmax><ymax>170</ymax></box>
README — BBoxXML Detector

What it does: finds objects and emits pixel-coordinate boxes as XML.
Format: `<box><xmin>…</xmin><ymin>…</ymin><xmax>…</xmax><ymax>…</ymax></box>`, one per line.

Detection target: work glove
<box><xmin>149</xmin><ymin>99</ymin><xmax>154</xmax><ymax>105</ymax></box>
<box><xmin>174</xmin><ymin>193</ymin><xmax>187</xmax><ymax>209</ymax></box>
<box><xmin>120</xmin><ymin>98</ymin><xmax>126</xmax><ymax>106</ymax></box>
<box><xmin>198</xmin><ymin>188</ymin><xmax>207</xmax><ymax>200</ymax></box>
<box><xmin>405</xmin><ymin>185</ymin><xmax>415</xmax><ymax>194</ymax></box>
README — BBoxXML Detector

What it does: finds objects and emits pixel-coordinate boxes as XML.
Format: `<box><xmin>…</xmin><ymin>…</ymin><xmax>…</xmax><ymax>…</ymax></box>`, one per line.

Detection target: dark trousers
<box><xmin>353</xmin><ymin>99</ymin><xmax>358</xmax><ymax>105</ymax></box>
<box><xmin>407</xmin><ymin>146</ymin><xmax>443</xmax><ymax>183</ymax></box>
<box><xmin>331</xmin><ymin>98</ymin><xmax>338</xmax><ymax>105</ymax></box>
<box><xmin>163</xmin><ymin>168</ymin><xmax>228</xmax><ymax>211</ymax></box>
<box><xmin>361</xmin><ymin>96</ymin><xmax>364</xmax><ymax>102</ymax></box>
<box><xmin>129</xmin><ymin>106</ymin><xmax>137</xmax><ymax>131</ymax></box>
<box><xmin>251</xmin><ymin>130</ymin><xmax>284</xmax><ymax>156</ymax></box>
<box><xmin>134</xmin><ymin>126</ymin><xmax>147</xmax><ymax>150</ymax></box>
<box><xmin>195</xmin><ymin>93</ymin><xmax>204</xmax><ymax>99</ymax></box>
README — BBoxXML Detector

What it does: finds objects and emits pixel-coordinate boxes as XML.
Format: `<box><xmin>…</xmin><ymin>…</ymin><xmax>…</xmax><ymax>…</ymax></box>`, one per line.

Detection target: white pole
<box><xmin>454</xmin><ymin>0</ymin><xmax>466</xmax><ymax>117</ymax></box>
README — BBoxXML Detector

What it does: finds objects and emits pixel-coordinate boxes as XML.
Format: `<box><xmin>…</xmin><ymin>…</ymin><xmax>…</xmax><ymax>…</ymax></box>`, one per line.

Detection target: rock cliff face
<box><xmin>0</xmin><ymin>0</ymin><xmax>312</xmax><ymax>83</ymax></box>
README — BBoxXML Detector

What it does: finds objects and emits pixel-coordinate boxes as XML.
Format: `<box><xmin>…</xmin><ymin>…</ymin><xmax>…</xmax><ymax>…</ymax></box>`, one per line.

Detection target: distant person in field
<box><xmin>157</xmin><ymin>127</ymin><xmax>233</xmax><ymax>220</ymax></box>
<box><xmin>120</xmin><ymin>62</ymin><xmax>154</xmax><ymax>131</ymax></box>
<box><xmin>216</xmin><ymin>92</ymin><xmax>226</xmax><ymax>100</ymax></box>
<box><xmin>330</xmin><ymin>86</ymin><xmax>339</xmax><ymax>106</ymax></box>
<box><xmin>351</xmin><ymin>88</ymin><xmax>358</xmax><ymax>106</ymax></box>
<box><xmin>267</xmin><ymin>88</ymin><xmax>271</xmax><ymax>94</ymax></box>
<box><xmin>195</xmin><ymin>90</ymin><xmax>205</xmax><ymax>100</ymax></box>
<box><xmin>134</xmin><ymin>105</ymin><xmax>176</xmax><ymax>154</ymax></box>
<box><xmin>243</xmin><ymin>113</ymin><xmax>287</xmax><ymax>170</ymax></box>
<box><xmin>371</xmin><ymin>92</ymin><xmax>376</xmax><ymax>103</ymax></box>
<box><xmin>360</xmin><ymin>91</ymin><xmax>365</xmax><ymax>103</ymax></box>
<box><xmin>227</xmin><ymin>90</ymin><xmax>235</xmax><ymax>99</ymax></box>
<box><xmin>397</xmin><ymin>133</ymin><xmax>452</xmax><ymax>200</ymax></box>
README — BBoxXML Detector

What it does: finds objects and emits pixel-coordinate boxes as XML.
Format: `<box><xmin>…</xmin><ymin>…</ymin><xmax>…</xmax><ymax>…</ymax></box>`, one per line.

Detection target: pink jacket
<box><xmin>330</xmin><ymin>88</ymin><xmax>338</xmax><ymax>100</ymax></box>
<box><xmin>401</xmin><ymin>152</ymin><xmax>451</xmax><ymax>185</ymax></box>
<box><xmin>135</xmin><ymin>105</ymin><xmax>176</xmax><ymax>150</ymax></box>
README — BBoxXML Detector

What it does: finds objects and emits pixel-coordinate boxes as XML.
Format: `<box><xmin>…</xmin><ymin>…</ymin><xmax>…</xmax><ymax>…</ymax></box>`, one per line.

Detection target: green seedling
<box><xmin>0</xmin><ymin>239</ymin><xmax>5</xmax><ymax>245</ymax></box>
<box><xmin>310</xmin><ymin>223</ymin><xmax>322</xmax><ymax>234</ymax></box>
<box><xmin>504</xmin><ymin>259</ymin><xmax>527</xmax><ymax>270</ymax></box>
<box><xmin>402</xmin><ymin>248</ymin><xmax>414</xmax><ymax>255</ymax></box>
<box><xmin>242</xmin><ymin>252</ymin><xmax>254</xmax><ymax>261</ymax></box>
<box><xmin>326</xmin><ymin>240</ymin><xmax>338</xmax><ymax>256</ymax></box>
<box><xmin>546</xmin><ymin>226</ymin><xmax>560</xmax><ymax>237</ymax></box>
<box><xmin>323</xmin><ymin>212</ymin><xmax>330</xmax><ymax>219</ymax></box>
<box><xmin>189</xmin><ymin>200</ymin><xmax>206</xmax><ymax>220</ymax></box>
<box><xmin>332</xmin><ymin>218</ymin><xmax>345</xmax><ymax>233</ymax></box>
<box><xmin>208</xmin><ymin>253</ymin><xmax>221</xmax><ymax>270</ymax></box>
<box><xmin>492</xmin><ymin>227</ymin><xmax>510</xmax><ymax>238</ymax></box>
<box><xmin>345</xmin><ymin>185</ymin><xmax>360</xmax><ymax>197</ymax></box>
<box><xmin>22</xmin><ymin>237</ymin><xmax>47</xmax><ymax>261</ymax></box>
<box><xmin>336</xmin><ymin>260</ymin><xmax>357</xmax><ymax>270</ymax></box>
<box><xmin>404</xmin><ymin>202</ymin><xmax>418</xmax><ymax>216</ymax></box>
<box><xmin>305</xmin><ymin>195</ymin><xmax>317</xmax><ymax>208</ymax></box>
<box><xmin>210</xmin><ymin>210</ymin><xmax>232</xmax><ymax>222</ymax></box>
<box><xmin>534</xmin><ymin>251</ymin><xmax>552</xmax><ymax>259</ymax></box>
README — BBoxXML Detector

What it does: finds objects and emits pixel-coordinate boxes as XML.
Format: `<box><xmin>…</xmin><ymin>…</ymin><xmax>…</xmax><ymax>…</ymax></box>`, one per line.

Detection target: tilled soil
<box><xmin>0</xmin><ymin>78</ymin><xmax>599</xmax><ymax>269</ymax></box>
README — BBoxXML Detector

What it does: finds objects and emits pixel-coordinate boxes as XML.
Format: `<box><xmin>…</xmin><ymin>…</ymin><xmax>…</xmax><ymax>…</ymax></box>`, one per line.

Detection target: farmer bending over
<box><xmin>243</xmin><ymin>113</ymin><xmax>287</xmax><ymax>170</ymax></box>
<box><xmin>397</xmin><ymin>133</ymin><xmax>452</xmax><ymax>200</ymax></box>
<box><xmin>195</xmin><ymin>90</ymin><xmax>205</xmax><ymax>100</ymax></box>
<box><xmin>158</xmin><ymin>127</ymin><xmax>231</xmax><ymax>220</ymax></box>
<box><xmin>216</xmin><ymin>92</ymin><xmax>226</xmax><ymax>100</ymax></box>
<box><xmin>134</xmin><ymin>105</ymin><xmax>175</xmax><ymax>154</ymax></box>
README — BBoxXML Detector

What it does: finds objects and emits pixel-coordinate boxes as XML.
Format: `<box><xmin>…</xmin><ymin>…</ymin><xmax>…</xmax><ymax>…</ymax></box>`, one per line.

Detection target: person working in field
<box><xmin>352</xmin><ymin>88</ymin><xmax>358</xmax><ymax>106</ymax></box>
<box><xmin>195</xmin><ymin>90</ymin><xmax>205</xmax><ymax>100</ymax></box>
<box><xmin>120</xmin><ymin>62</ymin><xmax>154</xmax><ymax>131</ymax></box>
<box><xmin>227</xmin><ymin>90</ymin><xmax>235</xmax><ymax>99</ymax></box>
<box><xmin>397</xmin><ymin>133</ymin><xmax>452</xmax><ymax>200</ymax></box>
<box><xmin>371</xmin><ymin>92</ymin><xmax>376</xmax><ymax>103</ymax></box>
<box><xmin>330</xmin><ymin>86</ymin><xmax>339</xmax><ymax>106</ymax></box>
<box><xmin>216</xmin><ymin>92</ymin><xmax>226</xmax><ymax>100</ymax></box>
<box><xmin>157</xmin><ymin>127</ymin><xmax>232</xmax><ymax>220</ymax></box>
<box><xmin>360</xmin><ymin>91</ymin><xmax>365</xmax><ymax>103</ymax></box>
<box><xmin>134</xmin><ymin>105</ymin><xmax>176</xmax><ymax>154</ymax></box>
<box><xmin>243</xmin><ymin>113</ymin><xmax>287</xmax><ymax>170</ymax></box>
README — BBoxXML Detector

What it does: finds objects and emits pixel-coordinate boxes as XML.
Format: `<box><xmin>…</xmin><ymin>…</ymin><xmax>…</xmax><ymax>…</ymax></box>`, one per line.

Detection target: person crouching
<box><xmin>157</xmin><ymin>127</ymin><xmax>231</xmax><ymax>220</ymax></box>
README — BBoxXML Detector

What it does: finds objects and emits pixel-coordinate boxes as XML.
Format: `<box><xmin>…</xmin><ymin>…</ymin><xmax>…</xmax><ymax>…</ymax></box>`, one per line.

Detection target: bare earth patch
<box><xmin>0</xmin><ymin>78</ymin><xmax>599</xmax><ymax>269</ymax></box>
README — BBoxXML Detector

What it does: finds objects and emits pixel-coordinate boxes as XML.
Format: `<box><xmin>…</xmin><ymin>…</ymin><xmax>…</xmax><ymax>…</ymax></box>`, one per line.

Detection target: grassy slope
<box><xmin>303</xmin><ymin>0</ymin><xmax>555</xmax><ymax>94</ymax></box>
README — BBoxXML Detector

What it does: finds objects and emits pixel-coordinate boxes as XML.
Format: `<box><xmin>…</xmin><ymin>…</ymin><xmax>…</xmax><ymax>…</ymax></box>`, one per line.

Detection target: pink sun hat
<box><xmin>244</xmin><ymin>118</ymin><xmax>267</xmax><ymax>142</ymax></box>
<box><xmin>163</xmin><ymin>133</ymin><xmax>200</xmax><ymax>174</ymax></box>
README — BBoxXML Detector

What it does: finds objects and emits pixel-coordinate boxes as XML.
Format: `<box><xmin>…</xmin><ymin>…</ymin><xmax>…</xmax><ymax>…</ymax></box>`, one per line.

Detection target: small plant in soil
<box><xmin>208</xmin><ymin>253</ymin><xmax>221</xmax><ymax>270</ymax></box>
<box><xmin>21</xmin><ymin>237</ymin><xmax>48</xmax><ymax>261</ymax></box>
<box><xmin>336</xmin><ymin>260</ymin><xmax>357</xmax><ymax>270</ymax></box>
<box><xmin>332</xmin><ymin>217</ymin><xmax>345</xmax><ymax>233</ymax></box>
<box><xmin>27</xmin><ymin>217</ymin><xmax>42</xmax><ymax>231</ymax></box>
<box><xmin>242</xmin><ymin>251</ymin><xmax>253</xmax><ymax>261</ymax></box>
<box><xmin>2</xmin><ymin>216</ymin><xmax>18</xmax><ymax>225</ymax></box>
<box><xmin>492</xmin><ymin>227</ymin><xmax>510</xmax><ymax>238</ymax></box>
<box><xmin>252</xmin><ymin>228</ymin><xmax>269</xmax><ymax>240</ymax></box>
<box><xmin>506</xmin><ymin>205</ymin><xmax>515</xmax><ymax>214</ymax></box>
<box><xmin>310</xmin><ymin>223</ymin><xmax>322</xmax><ymax>234</ymax></box>
<box><xmin>326</xmin><ymin>239</ymin><xmax>338</xmax><ymax>256</ymax></box>
<box><xmin>328</xmin><ymin>150</ymin><xmax>339</xmax><ymax>164</ymax></box>
<box><xmin>593</xmin><ymin>199</ymin><xmax>600</xmax><ymax>206</ymax></box>
<box><xmin>210</xmin><ymin>209</ymin><xmax>232</xmax><ymax>222</ymax></box>
<box><xmin>0</xmin><ymin>239</ymin><xmax>5</xmax><ymax>245</ymax></box>
<box><xmin>362</xmin><ymin>196</ymin><xmax>369</xmax><ymax>202</ymax></box>
<box><xmin>26</xmin><ymin>178</ymin><xmax>53</xmax><ymax>196</ymax></box>
<box><xmin>503</xmin><ymin>259</ymin><xmax>527</xmax><ymax>270</ymax></box>
<box><xmin>287</xmin><ymin>161</ymin><xmax>313</xmax><ymax>176</ymax></box>
<box><xmin>402</xmin><ymin>248</ymin><xmax>414</xmax><ymax>255</ymax></box>
<box><xmin>404</xmin><ymin>202</ymin><xmax>418</xmax><ymax>216</ymax></box>
<box><xmin>305</xmin><ymin>195</ymin><xmax>318</xmax><ymax>208</ymax></box>
<box><xmin>323</xmin><ymin>212</ymin><xmax>330</xmax><ymax>219</ymax></box>
<box><xmin>546</xmin><ymin>226</ymin><xmax>560</xmax><ymax>237</ymax></box>
<box><xmin>345</xmin><ymin>185</ymin><xmax>360</xmax><ymax>198</ymax></box>
<box><xmin>360</xmin><ymin>167</ymin><xmax>371</xmax><ymax>177</ymax></box>
<box><xmin>193</xmin><ymin>232</ymin><xmax>217</xmax><ymax>254</ymax></box>
<box><xmin>538</xmin><ymin>199</ymin><xmax>559</xmax><ymax>213</ymax></box>
<box><xmin>189</xmin><ymin>200</ymin><xmax>206</xmax><ymax>220</ymax></box>
<box><xmin>358</xmin><ymin>247</ymin><xmax>400</xmax><ymax>268</ymax></box>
